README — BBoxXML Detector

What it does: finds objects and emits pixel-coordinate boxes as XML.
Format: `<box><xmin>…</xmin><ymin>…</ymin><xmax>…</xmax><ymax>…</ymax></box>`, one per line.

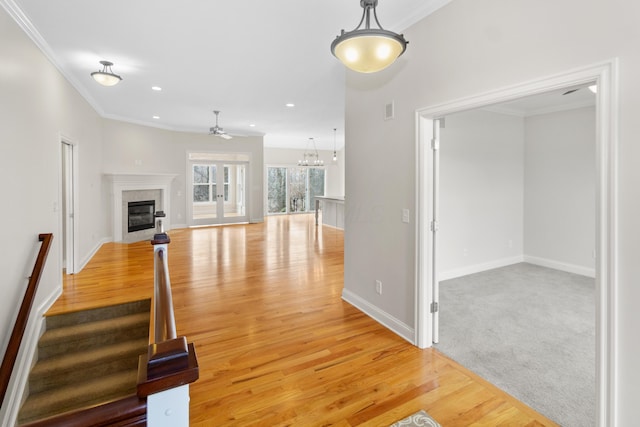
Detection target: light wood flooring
<box><xmin>53</xmin><ymin>215</ymin><xmax>558</xmax><ymax>426</ymax></box>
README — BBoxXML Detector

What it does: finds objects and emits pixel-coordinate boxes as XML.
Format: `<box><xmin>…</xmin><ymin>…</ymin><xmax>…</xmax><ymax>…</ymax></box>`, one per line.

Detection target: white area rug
<box><xmin>389</xmin><ymin>410</ymin><xmax>441</xmax><ymax>427</ymax></box>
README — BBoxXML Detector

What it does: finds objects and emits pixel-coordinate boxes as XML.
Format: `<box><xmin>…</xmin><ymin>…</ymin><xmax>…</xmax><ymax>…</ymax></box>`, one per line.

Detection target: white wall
<box><xmin>264</xmin><ymin>147</ymin><xmax>345</xmax><ymax>197</ymax></box>
<box><xmin>344</xmin><ymin>0</ymin><xmax>640</xmax><ymax>423</ymax></box>
<box><xmin>102</xmin><ymin>119</ymin><xmax>264</xmax><ymax>227</ymax></box>
<box><xmin>0</xmin><ymin>6</ymin><xmax>107</xmax><ymax>416</ymax></box>
<box><xmin>439</xmin><ymin>109</ymin><xmax>524</xmax><ymax>278</ymax></box>
<box><xmin>524</xmin><ymin>107</ymin><xmax>596</xmax><ymax>275</ymax></box>
<box><xmin>437</xmin><ymin>107</ymin><xmax>595</xmax><ymax>279</ymax></box>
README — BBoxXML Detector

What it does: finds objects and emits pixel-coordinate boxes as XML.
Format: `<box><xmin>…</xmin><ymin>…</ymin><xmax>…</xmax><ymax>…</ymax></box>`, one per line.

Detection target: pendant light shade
<box><xmin>91</xmin><ymin>60</ymin><xmax>122</xmax><ymax>86</ymax></box>
<box><xmin>331</xmin><ymin>0</ymin><xmax>408</xmax><ymax>73</ymax></box>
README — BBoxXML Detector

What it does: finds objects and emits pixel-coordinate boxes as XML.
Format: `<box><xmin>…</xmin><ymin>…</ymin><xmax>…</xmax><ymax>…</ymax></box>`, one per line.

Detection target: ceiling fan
<box><xmin>209</xmin><ymin>110</ymin><xmax>232</xmax><ymax>139</ymax></box>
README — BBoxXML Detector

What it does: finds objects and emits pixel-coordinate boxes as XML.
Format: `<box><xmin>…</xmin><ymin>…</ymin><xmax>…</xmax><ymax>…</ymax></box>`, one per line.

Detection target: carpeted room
<box><xmin>433</xmin><ymin>93</ymin><xmax>596</xmax><ymax>427</ymax></box>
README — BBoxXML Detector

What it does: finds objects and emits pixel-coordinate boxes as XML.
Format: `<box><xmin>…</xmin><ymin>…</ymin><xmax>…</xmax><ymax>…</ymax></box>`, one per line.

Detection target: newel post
<box><xmin>138</xmin><ymin>211</ymin><xmax>199</xmax><ymax>426</ymax></box>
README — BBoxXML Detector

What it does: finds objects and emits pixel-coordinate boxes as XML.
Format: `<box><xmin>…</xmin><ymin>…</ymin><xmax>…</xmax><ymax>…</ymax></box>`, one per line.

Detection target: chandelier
<box><xmin>331</xmin><ymin>0</ymin><xmax>408</xmax><ymax>73</ymax></box>
<box><xmin>298</xmin><ymin>138</ymin><xmax>324</xmax><ymax>166</ymax></box>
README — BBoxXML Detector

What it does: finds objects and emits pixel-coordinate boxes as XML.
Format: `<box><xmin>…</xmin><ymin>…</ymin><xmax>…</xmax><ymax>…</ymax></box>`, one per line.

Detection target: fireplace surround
<box><xmin>105</xmin><ymin>173</ymin><xmax>177</xmax><ymax>242</ymax></box>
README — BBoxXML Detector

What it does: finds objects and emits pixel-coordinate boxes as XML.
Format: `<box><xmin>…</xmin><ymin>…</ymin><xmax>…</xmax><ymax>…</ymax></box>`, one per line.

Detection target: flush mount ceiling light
<box><xmin>331</xmin><ymin>0</ymin><xmax>408</xmax><ymax>73</ymax></box>
<box><xmin>91</xmin><ymin>60</ymin><xmax>122</xmax><ymax>86</ymax></box>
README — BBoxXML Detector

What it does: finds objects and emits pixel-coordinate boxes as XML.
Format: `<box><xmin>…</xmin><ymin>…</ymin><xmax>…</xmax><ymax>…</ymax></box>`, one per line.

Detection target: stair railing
<box><xmin>136</xmin><ymin>211</ymin><xmax>198</xmax><ymax>426</ymax></box>
<box><xmin>153</xmin><ymin>244</ymin><xmax>177</xmax><ymax>343</ymax></box>
<box><xmin>0</xmin><ymin>233</ymin><xmax>52</xmax><ymax>405</ymax></box>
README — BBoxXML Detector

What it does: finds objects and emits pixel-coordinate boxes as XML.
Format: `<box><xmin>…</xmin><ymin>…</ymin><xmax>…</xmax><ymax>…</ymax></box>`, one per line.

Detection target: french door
<box><xmin>189</xmin><ymin>161</ymin><xmax>248</xmax><ymax>226</ymax></box>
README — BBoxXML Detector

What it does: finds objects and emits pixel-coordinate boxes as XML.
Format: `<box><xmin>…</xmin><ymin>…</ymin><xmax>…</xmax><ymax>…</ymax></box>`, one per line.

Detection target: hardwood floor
<box><xmin>53</xmin><ymin>215</ymin><xmax>558</xmax><ymax>426</ymax></box>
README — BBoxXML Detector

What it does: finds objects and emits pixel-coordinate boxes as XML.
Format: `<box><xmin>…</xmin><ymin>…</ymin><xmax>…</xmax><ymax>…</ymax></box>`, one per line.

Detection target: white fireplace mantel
<box><xmin>105</xmin><ymin>173</ymin><xmax>177</xmax><ymax>242</ymax></box>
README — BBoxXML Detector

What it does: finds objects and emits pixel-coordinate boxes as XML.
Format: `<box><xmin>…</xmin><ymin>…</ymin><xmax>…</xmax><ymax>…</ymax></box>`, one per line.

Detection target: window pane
<box><xmin>224</xmin><ymin>167</ymin><xmax>229</xmax><ymax>201</ymax></box>
<box><xmin>267</xmin><ymin>167</ymin><xmax>287</xmax><ymax>213</ymax></box>
<box><xmin>193</xmin><ymin>184</ymin><xmax>209</xmax><ymax>202</ymax></box>
<box><xmin>193</xmin><ymin>165</ymin><xmax>208</xmax><ymax>183</ymax></box>
<box><xmin>288</xmin><ymin>168</ymin><xmax>306</xmax><ymax>213</ymax></box>
<box><xmin>308</xmin><ymin>168</ymin><xmax>325</xmax><ymax>212</ymax></box>
<box><xmin>211</xmin><ymin>166</ymin><xmax>217</xmax><ymax>184</ymax></box>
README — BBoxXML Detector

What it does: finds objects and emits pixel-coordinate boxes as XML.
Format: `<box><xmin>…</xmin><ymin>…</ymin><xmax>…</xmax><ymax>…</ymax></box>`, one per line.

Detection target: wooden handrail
<box><xmin>141</xmin><ymin>230</ymin><xmax>198</xmax><ymax>402</ymax></box>
<box><xmin>154</xmin><ymin>248</ymin><xmax>177</xmax><ymax>343</ymax></box>
<box><xmin>0</xmin><ymin>233</ymin><xmax>52</xmax><ymax>405</ymax></box>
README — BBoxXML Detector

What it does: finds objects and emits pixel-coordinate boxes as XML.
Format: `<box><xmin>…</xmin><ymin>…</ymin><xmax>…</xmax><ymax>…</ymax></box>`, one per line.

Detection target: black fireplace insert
<box><xmin>128</xmin><ymin>200</ymin><xmax>155</xmax><ymax>232</ymax></box>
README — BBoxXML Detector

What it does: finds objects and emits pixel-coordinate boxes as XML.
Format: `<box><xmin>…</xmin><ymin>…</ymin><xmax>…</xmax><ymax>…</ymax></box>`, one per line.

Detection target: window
<box><xmin>192</xmin><ymin>164</ymin><xmax>229</xmax><ymax>203</ymax></box>
<box><xmin>266</xmin><ymin>166</ymin><xmax>325</xmax><ymax>214</ymax></box>
<box><xmin>267</xmin><ymin>167</ymin><xmax>287</xmax><ymax>213</ymax></box>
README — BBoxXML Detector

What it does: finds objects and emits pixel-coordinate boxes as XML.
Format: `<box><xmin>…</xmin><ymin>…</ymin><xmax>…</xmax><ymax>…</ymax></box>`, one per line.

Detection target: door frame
<box><xmin>59</xmin><ymin>135</ymin><xmax>79</xmax><ymax>274</ymax></box>
<box><xmin>414</xmin><ymin>59</ymin><xmax>618</xmax><ymax>426</ymax></box>
<box><xmin>186</xmin><ymin>157</ymin><xmax>250</xmax><ymax>226</ymax></box>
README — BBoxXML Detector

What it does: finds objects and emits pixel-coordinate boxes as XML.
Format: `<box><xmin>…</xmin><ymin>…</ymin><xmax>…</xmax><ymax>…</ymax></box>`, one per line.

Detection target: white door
<box><xmin>190</xmin><ymin>161</ymin><xmax>248</xmax><ymax>226</ymax></box>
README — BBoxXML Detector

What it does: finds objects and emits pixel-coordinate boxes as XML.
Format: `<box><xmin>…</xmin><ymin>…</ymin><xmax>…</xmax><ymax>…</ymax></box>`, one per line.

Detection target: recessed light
<box><xmin>249</xmin><ymin>124</ymin><xmax>256</xmax><ymax>127</ymax></box>
<box><xmin>286</xmin><ymin>103</ymin><xmax>295</xmax><ymax>108</ymax></box>
<box><xmin>152</xmin><ymin>115</ymin><xmax>160</xmax><ymax>119</ymax></box>
<box><xmin>151</xmin><ymin>86</ymin><xmax>162</xmax><ymax>91</ymax></box>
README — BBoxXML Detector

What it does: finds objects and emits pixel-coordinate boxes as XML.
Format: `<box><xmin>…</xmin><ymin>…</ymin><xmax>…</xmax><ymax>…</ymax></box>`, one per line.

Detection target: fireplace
<box><xmin>105</xmin><ymin>173</ymin><xmax>176</xmax><ymax>242</ymax></box>
<box><xmin>128</xmin><ymin>200</ymin><xmax>155</xmax><ymax>232</ymax></box>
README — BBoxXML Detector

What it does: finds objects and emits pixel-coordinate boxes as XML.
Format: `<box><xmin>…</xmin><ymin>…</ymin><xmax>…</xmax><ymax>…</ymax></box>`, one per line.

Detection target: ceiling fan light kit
<box><xmin>91</xmin><ymin>60</ymin><xmax>122</xmax><ymax>86</ymax></box>
<box><xmin>209</xmin><ymin>110</ymin><xmax>233</xmax><ymax>139</ymax></box>
<box><xmin>331</xmin><ymin>0</ymin><xmax>408</xmax><ymax>73</ymax></box>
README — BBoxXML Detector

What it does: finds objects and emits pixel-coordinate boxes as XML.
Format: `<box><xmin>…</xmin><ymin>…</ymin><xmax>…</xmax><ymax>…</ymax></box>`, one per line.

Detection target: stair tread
<box><xmin>30</xmin><ymin>338</ymin><xmax>148</xmax><ymax>377</ymax></box>
<box><xmin>19</xmin><ymin>369</ymin><xmax>138</xmax><ymax>424</ymax></box>
<box><xmin>45</xmin><ymin>299</ymin><xmax>151</xmax><ymax>330</ymax></box>
<box><xmin>40</xmin><ymin>312</ymin><xmax>149</xmax><ymax>346</ymax></box>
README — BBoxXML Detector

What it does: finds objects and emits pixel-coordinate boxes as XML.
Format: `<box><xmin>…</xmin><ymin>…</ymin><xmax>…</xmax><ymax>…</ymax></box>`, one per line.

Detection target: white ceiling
<box><xmin>3</xmin><ymin>0</ymin><xmax>451</xmax><ymax>150</ymax></box>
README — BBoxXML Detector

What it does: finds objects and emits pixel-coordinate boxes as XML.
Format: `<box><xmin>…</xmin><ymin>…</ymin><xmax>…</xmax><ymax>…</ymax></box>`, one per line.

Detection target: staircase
<box><xmin>18</xmin><ymin>299</ymin><xmax>151</xmax><ymax>425</ymax></box>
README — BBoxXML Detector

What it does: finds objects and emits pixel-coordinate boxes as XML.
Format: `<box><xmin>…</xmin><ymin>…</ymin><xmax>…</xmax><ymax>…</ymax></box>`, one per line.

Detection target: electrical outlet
<box><xmin>375</xmin><ymin>280</ymin><xmax>382</xmax><ymax>295</ymax></box>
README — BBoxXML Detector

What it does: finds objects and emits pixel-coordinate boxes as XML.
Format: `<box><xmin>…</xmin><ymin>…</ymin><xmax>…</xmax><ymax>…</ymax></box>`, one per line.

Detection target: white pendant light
<box><xmin>91</xmin><ymin>60</ymin><xmax>122</xmax><ymax>86</ymax></box>
<box><xmin>331</xmin><ymin>0</ymin><xmax>408</xmax><ymax>73</ymax></box>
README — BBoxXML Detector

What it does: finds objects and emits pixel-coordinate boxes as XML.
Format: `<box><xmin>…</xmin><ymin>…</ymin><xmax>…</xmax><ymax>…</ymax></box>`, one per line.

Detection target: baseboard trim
<box><xmin>524</xmin><ymin>255</ymin><xmax>595</xmax><ymax>278</ymax></box>
<box><xmin>1</xmin><ymin>287</ymin><xmax>59</xmax><ymax>427</ymax></box>
<box><xmin>341</xmin><ymin>289</ymin><xmax>415</xmax><ymax>345</ymax></box>
<box><xmin>439</xmin><ymin>256</ymin><xmax>524</xmax><ymax>281</ymax></box>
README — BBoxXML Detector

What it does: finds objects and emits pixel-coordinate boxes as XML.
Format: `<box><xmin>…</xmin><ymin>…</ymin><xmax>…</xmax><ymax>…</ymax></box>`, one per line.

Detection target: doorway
<box><xmin>187</xmin><ymin>152</ymin><xmax>250</xmax><ymax>226</ymax></box>
<box><xmin>415</xmin><ymin>60</ymin><xmax>618</xmax><ymax>426</ymax></box>
<box><xmin>60</xmin><ymin>140</ymin><xmax>76</xmax><ymax>274</ymax></box>
<box><xmin>433</xmin><ymin>104</ymin><xmax>596</xmax><ymax>426</ymax></box>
